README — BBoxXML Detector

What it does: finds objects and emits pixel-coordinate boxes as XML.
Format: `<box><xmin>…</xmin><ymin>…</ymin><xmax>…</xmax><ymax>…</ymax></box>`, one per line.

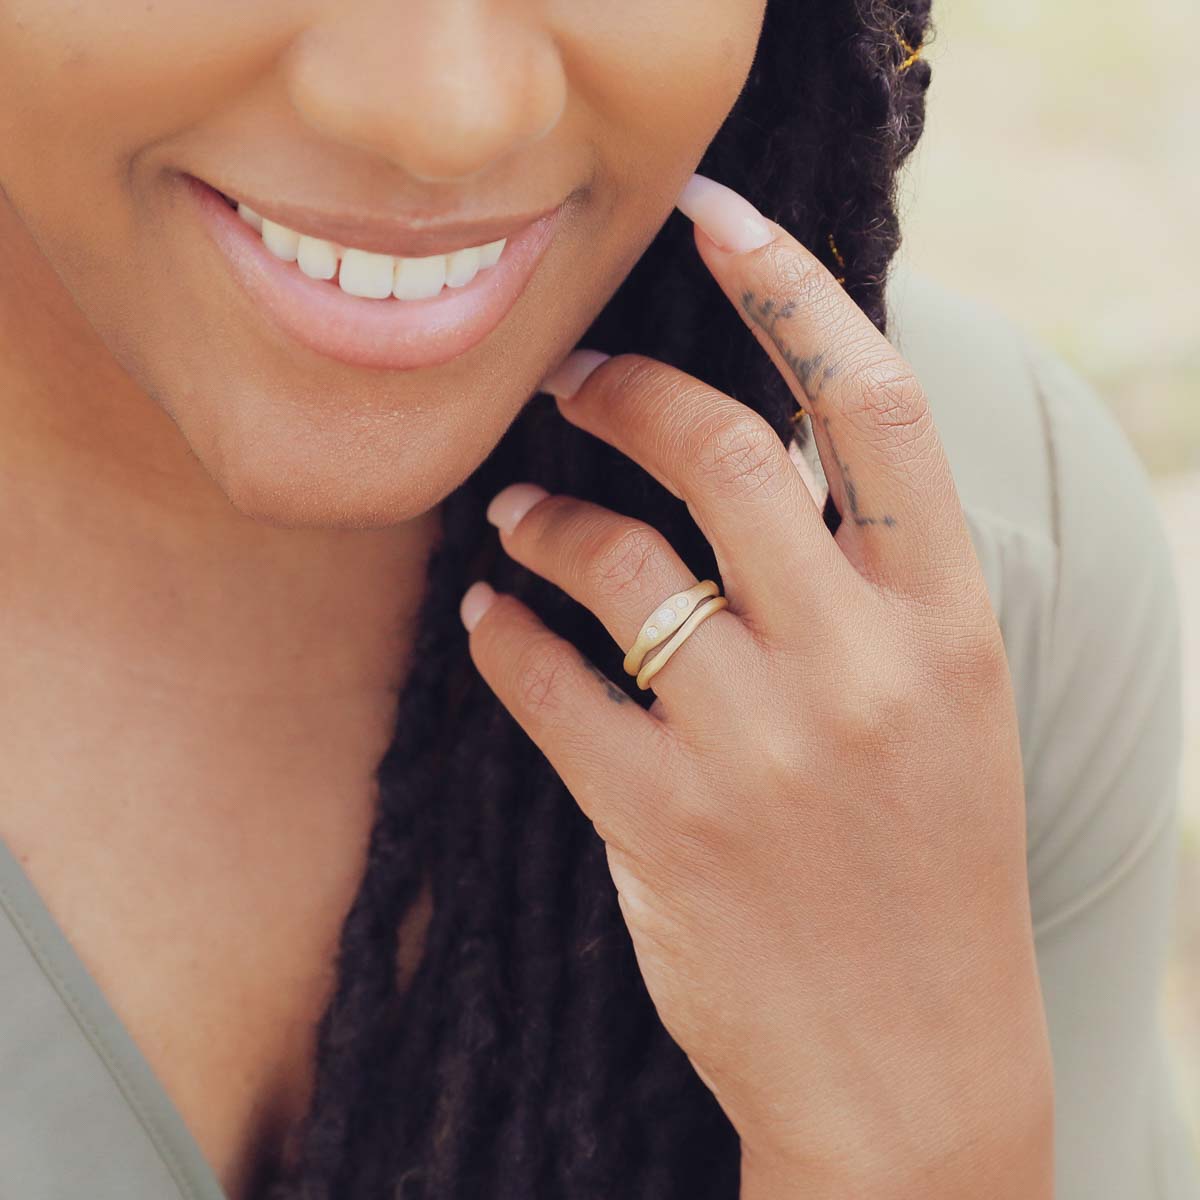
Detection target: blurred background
<box><xmin>893</xmin><ymin>0</ymin><xmax>1199</xmax><ymax>1151</ymax></box>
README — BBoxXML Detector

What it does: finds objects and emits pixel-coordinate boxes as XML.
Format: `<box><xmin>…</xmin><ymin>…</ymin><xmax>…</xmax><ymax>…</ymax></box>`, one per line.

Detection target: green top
<box><xmin>0</xmin><ymin>830</ymin><xmax>228</xmax><ymax>1200</ymax></box>
<box><xmin>2</xmin><ymin>270</ymin><xmax>1198</xmax><ymax>1199</ymax></box>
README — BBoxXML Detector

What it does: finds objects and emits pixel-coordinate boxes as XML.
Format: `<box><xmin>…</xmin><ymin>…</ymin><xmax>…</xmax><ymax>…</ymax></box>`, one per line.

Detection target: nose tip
<box><xmin>401</xmin><ymin>89</ymin><xmax>567</xmax><ymax>185</ymax></box>
<box><xmin>286</xmin><ymin>16</ymin><xmax>567</xmax><ymax>186</ymax></box>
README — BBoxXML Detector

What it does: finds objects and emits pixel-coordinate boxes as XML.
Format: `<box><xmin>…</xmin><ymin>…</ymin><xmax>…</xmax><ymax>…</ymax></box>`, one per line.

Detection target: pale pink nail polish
<box><xmin>486</xmin><ymin>482</ymin><xmax>550</xmax><ymax>534</ymax></box>
<box><xmin>539</xmin><ymin>348</ymin><xmax>610</xmax><ymax>400</ymax></box>
<box><xmin>460</xmin><ymin>580</ymin><xmax>496</xmax><ymax>632</ymax></box>
<box><xmin>674</xmin><ymin>172</ymin><xmax>775</xmax><ymax>254</ymax></box>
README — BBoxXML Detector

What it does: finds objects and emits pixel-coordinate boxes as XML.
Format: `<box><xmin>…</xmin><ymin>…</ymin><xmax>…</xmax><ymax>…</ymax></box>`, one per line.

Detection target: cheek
<box><xmin>526</xmin><ymin>0</ymin><xmax>766</xmax><ymax>353</ymax></box>
<box><xmin>555</xmin><ymin>0</ymin><xmax>767</xmax><ymax>184</ymax></box>
<box><xmin>0</xmin><ymin>5</ymin><xmax>290</xmax><ymax>248</ymax></box>
<box><xmin>0</xmin><ymin>3</ymin><xmax>291</xmax><ymax>145</ymax></box>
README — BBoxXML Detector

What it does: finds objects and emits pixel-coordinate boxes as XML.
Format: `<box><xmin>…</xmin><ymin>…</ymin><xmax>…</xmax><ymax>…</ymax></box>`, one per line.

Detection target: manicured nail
<box><xmin>674</xmin><ymin>172</ymin><xmax>774</xmax><ymax>254</ymax></box>
<box><xmin>486</xmin><ymin>482</ymin><xmax>550</xmax><ymax>534</ymax></box>
<box><xmin>460</xmin><ymin>580</ymin><xmax>497</xmax><ymax>632</ymax></box>
<box><xmin>539</xmin><ymin>348</ymin><xmax>610</xmax><ymax>400</ymax></box>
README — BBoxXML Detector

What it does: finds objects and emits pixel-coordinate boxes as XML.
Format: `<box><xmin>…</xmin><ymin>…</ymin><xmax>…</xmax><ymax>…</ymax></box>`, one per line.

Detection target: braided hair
<box><xmin>262</xmin><ymin>1</ymin><xmax>933</xmax><ymax>1196</ymax></box>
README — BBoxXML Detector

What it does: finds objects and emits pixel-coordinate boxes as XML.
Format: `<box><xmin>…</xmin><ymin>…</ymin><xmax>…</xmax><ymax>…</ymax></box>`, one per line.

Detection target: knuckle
<box><xmin>843</xmin><ymin>356</ymin><xmax>933</xmax><ymax>443</ymax></box>
<box><xmin>602</xmin><ymin>352</ymin><xmax>672</xmax><ymax>402</ymax></box>
<box><xmin>579</xmin><ymin>520</ymin><xmax>666</xmax><ymax>605</ymax></box>
<box><xmin>823</xmin><ymin>612</ymin><xmax>1013</xmax><ymax>771</ymax></box>
<box><xmin>890</xmin><ymin>571</ymin><xmax>1010</xmax><ymax>694</ymax></box>
<box><xmin>929</xmin><ymin>603</ymin><xmax>1013</xmax><ymax>700</ymax></box>
<box><xmin>689</xmin><ymin>412</ymin><xmax>791</xmax><ymax>503</ymax></box>
<box><xmin>661</xmin><ymin>735</ymin><xmax>765</xmax><ymax>848</ymax></box>
<box><xmin>665</xmin><ymin>788</ymin><xmax>737</xmax><ymax>864</ymax></box>
<box><xmin>756</xmin><ymin>731</ymin><xmax>809</xmax><ymax>788</ymax></box>
<box><xmin>732</xmin><ymin>728</ymin><xmax>809</xmax><ymax>806</ymax></box>
<box><xmin>510</xmin><ymin>634</ymin><xmax>577</xmax><ymax>722</ymax></box>
<box><xmin>826</xmin><ymin>661</ymin><xmax>924</xmax><ymax>761</ymax></box>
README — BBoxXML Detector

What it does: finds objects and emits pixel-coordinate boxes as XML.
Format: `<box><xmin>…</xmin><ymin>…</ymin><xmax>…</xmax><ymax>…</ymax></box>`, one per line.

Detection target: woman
<box><xmin>0</xmin><ymin>1</ymin><xmax>1195</xmax><ymax>1199</ymax></box>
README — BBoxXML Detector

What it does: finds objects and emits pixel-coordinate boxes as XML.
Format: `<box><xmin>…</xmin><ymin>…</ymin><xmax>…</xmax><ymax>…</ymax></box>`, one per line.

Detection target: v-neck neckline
<box><xmin>0</xmin><ymin>831</ymin><xmax>232</xmax><ymax>1200</ymax></box>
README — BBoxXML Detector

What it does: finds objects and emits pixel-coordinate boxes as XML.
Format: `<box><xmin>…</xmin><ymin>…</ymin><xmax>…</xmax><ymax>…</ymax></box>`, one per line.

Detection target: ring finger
<box><xmin>485</xmin><ymin>481</ymin><xmax>750</xmax><ymax>712</ymax></box>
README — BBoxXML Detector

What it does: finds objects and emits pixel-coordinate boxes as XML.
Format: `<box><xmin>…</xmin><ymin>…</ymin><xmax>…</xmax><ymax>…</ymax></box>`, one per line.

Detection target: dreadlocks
<box><xmin>263</xmin><ymin>1</ymin><xmax>934</xmax><ymax>1195</ymax></box>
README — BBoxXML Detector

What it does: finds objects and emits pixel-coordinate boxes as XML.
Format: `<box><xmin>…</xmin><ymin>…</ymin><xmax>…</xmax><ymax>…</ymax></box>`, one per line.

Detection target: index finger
<box><xmin>675</xmin><ymin>172</ymin><xmax>977</xmax><ymax>605</ymax></box>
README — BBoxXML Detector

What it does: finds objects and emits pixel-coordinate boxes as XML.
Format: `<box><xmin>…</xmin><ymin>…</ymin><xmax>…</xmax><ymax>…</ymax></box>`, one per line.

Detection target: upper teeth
<box><xmin>234</xmin><ymin>201</ymin><xmax>506</xmax><ymax>300</ymax></box>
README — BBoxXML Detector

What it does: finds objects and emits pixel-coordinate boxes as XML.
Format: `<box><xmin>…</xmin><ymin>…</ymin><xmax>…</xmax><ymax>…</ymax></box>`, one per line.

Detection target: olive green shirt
<box><xmin>2</xmin><ymin>270</ymin><xmax>1198</xmax><ymax>1198</ymax></box>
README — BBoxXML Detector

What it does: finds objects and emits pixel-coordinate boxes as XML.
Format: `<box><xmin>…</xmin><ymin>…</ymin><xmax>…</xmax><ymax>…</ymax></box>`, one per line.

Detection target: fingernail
<box><xmin>486</xmin><ymin>482</ymin><xmax>550</xmax><ymax>534</ymax></box>
<box><xmin>460</xmin><ymin>580</ymin><xmax>497</xmax><ymax>632</ymax></box>
<box><xmin>539</xmin><ymin>348</ymin><xmax>610</xmax><ymax>400</ymax></box>
<box><xmin>675</xmin><ymin>172</ymin><xmax>774</xmax><ymax>254</ymax></box>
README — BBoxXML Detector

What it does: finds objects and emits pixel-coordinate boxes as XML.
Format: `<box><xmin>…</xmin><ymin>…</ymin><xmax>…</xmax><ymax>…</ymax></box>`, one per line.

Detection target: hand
<box><xmin>458</xmin><ymin>173</ymin><xmax>1054</xmax><ymax>1194</ymax></box>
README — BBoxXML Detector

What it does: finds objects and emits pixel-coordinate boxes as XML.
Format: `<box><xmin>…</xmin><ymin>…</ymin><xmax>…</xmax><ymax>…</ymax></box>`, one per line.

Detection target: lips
<box><xmin>209</xmin><ymin>183</ymin><xmax>555</xmax><ymax>261</ymax></box>
<box><xmin>185</xmin><ymin>174</ymin><xmax>566</xmax><ymax>371</ymax></box>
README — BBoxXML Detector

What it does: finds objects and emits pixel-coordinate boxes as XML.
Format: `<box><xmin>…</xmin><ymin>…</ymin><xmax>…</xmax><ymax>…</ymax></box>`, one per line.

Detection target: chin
<box><xmin>214</xmin><ymin>456</ymin><xmax>445</xmax><ymax>530</ymax></box>
<box><xmin>177</xmin><ymin>383</ymin><xmax>478</xmax><ymax>530</ymax></box>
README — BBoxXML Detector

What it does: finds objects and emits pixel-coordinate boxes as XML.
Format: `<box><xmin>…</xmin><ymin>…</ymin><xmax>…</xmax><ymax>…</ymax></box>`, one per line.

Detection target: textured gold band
<box><xmin>621</xmin><ymin>578</ymin><xmax>727</xmax><ymax>691</ymax></box>
<box><xmin>635</xmin><ymin>595</ymin><xmax>727</xmax><ymax>690</ymax></box>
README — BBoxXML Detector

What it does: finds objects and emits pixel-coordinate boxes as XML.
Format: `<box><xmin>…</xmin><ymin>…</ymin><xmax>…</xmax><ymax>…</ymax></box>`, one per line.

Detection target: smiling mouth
<box><xmin>186</xmin><ymin>173</ymin><xmax>567</xmax><ymax>370</ymax></box>
<box><xmin>209</xmin><ymin>188</ymin><xmax>511</xmax><ymax>302</ymax></box>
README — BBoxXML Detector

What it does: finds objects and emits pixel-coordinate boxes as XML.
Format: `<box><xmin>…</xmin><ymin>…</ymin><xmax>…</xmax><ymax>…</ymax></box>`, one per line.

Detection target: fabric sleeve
<box><xmin>1013</xmin><ymin>338</ymin><xmax>1199</xmax><ymax>1198</ymax></box>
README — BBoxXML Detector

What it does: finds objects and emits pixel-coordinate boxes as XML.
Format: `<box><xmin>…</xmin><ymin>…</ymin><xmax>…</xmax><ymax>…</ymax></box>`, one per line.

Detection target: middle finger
<box><xmin>538</xmin><ymin>351</ymin><xmax>853</xmax><ymax>633</ymax></box>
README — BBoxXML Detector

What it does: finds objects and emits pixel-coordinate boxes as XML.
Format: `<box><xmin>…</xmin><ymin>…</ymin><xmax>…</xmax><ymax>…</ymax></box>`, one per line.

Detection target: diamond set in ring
<box><xmin>645</xmin><ymin>595</ymin><xmax>696</xmax><ymax>639</ymax></box>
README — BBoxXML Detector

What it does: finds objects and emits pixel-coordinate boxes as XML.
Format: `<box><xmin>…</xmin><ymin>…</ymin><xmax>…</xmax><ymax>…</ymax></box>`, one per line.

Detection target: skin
<box><xmin>465</xmin><ymin>201</ymin><xmax>1055</xmax><ymax>1196</ymax></box>
<box><xmin>0</xmin><ymin>2</ymin><xmax>766</xmax><ymax>1197</ymax></box>
<box><xmin>0</xmin><ymin>3</ymin><xmax>1053</xmax><ymax>1199</ymax></box>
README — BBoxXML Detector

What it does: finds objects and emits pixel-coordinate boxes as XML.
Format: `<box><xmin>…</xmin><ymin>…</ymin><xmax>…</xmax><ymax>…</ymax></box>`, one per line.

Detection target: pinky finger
<box><xmin>460</xmin><ymin>582</ymin><xmax>673</xmax><ymax>847</ymax></box>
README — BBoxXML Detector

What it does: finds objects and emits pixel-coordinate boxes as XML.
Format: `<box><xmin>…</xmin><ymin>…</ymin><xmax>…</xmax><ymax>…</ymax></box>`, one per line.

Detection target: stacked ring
<box><xmin>622</xmin><ymin>579</ymin><xmax>728</xmax><ymax>690</ymax></box>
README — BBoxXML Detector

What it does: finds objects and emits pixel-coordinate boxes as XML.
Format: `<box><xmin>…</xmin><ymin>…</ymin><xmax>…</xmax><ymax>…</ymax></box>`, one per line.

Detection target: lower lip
<box><xmin>184</xmin><ymin>174</ymin><xmax>564</xmax><ymax>371</ymax></box>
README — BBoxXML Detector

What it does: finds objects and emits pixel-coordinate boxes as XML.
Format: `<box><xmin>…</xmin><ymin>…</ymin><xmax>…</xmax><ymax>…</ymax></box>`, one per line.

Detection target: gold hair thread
<box><xmin>896</xmin><ymin>34</ymin><xmax>924</xmax><ymax>73</ymax></box>
<box><xmin>826</xmin><ymin>232</ymin><xmax>847</xmax><ymax>286</ymax></box>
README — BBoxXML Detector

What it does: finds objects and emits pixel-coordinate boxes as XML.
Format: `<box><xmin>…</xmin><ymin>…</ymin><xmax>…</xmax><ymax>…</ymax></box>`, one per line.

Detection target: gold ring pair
<box><xmin>622</xmin><ymin>579</ymin><xmax>728</xmax><ymax>690</ymax></box>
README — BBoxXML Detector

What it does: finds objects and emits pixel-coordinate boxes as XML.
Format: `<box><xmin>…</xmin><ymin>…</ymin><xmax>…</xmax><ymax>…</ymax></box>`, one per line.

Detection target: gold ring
<box><xmin>622</xmin><ymin>579</ymin><xmax>727</xmax><ymax>691</ymax></box>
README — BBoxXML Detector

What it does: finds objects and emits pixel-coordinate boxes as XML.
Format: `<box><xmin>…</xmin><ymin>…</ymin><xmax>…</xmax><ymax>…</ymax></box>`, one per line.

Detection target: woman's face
<box><xmin>0</xmin><ymin>2</ymin><xmax>766</xmax><ymax>528</ymax></box>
